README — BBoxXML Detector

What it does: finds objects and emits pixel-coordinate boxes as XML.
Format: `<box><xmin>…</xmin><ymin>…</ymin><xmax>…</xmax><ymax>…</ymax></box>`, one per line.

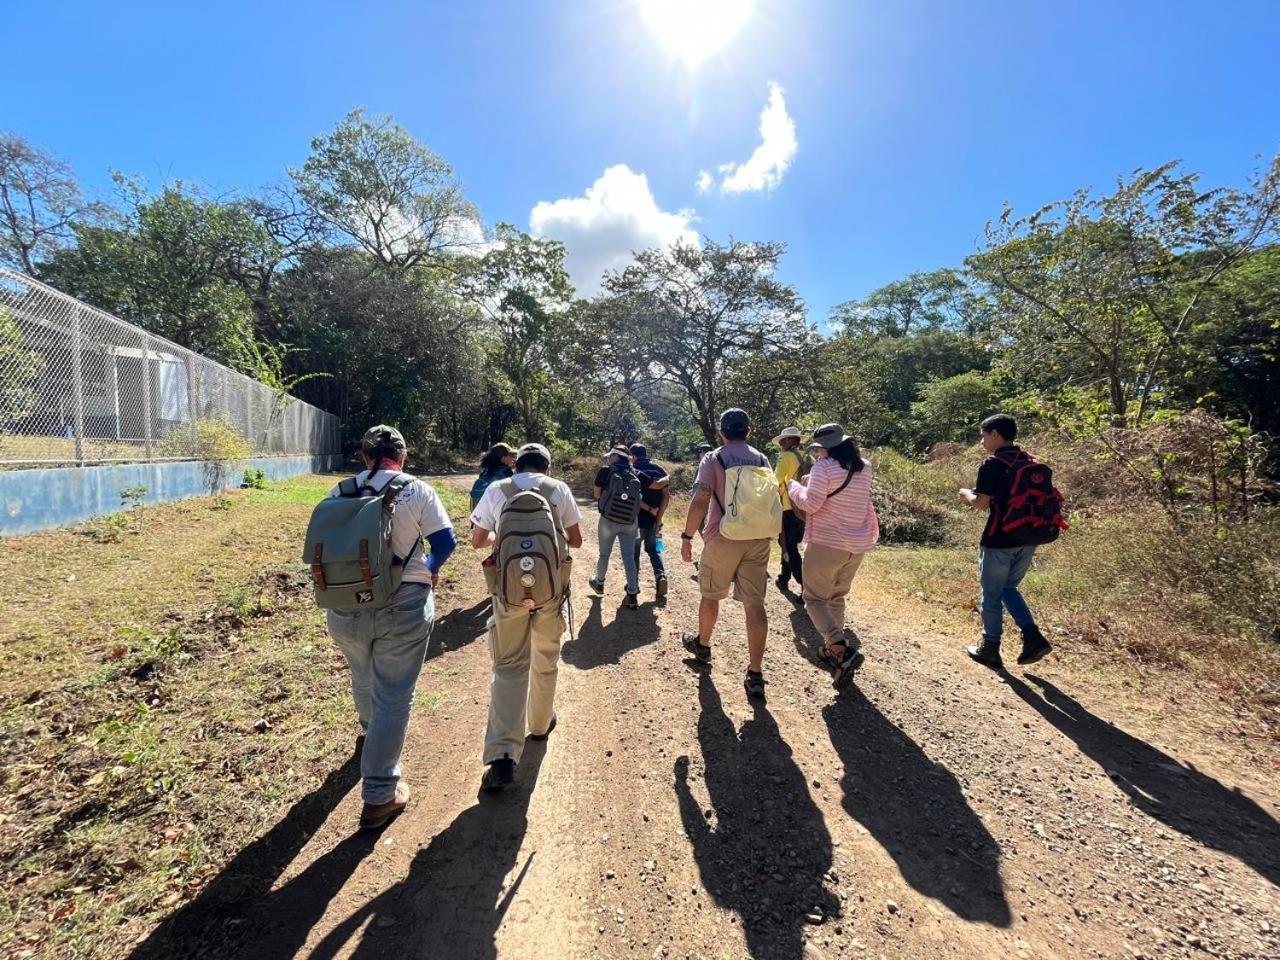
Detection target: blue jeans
<box><xmin>633</xmin><ymin>525</ymin><xmax>667</xmax><ymax>580</ymax></box>
<box><xmin>596</xmin><ymin>517</ymin><xmax>640</xmax><ymax>595</ymax></box>
<box><xmin>978</xmin><ymin>545</ymin><xmax>1037</xmax><ymax>644</ymax></box>
<box><xmin>326</xmin><ymin>582</ymin><xmax>435</xmax><ymax>803</ymax></box>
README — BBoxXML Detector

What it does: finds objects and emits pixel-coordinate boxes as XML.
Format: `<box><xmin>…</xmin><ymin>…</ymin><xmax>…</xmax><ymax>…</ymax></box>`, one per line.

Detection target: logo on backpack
<box><xmin>991</xmin><ymin>450</ymin><xmax>1069</xmax><ymax>546</ymax></box>
<box><xmin>356</xmin><ymin>590</ymin><xmax>374</xmax><ymax>604</ymax></box>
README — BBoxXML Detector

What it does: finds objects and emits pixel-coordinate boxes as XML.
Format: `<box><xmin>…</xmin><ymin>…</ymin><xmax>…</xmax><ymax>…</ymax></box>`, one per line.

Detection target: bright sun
<box><xmin>639</xmin><ymin>0</ymin><xmax>755</xmax><ymax>67</ymax></box>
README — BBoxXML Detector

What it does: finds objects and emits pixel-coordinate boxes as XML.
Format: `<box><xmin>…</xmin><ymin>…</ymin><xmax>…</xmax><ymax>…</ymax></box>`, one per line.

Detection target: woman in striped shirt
<box><xmin>787</xmin><ymin>423</ymin><xmax>880</xmax><ymax>688</ymax></box>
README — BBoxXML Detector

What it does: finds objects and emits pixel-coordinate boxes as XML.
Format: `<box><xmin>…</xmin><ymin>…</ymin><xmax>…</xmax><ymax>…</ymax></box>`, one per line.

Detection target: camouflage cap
<box><xmin>361</xmin><ymin>424</ymin><xmax>407</xmax><ymax>452</ymax></box>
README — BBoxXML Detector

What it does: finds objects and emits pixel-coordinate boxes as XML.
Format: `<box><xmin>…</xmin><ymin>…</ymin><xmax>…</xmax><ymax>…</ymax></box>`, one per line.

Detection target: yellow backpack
<box><xmin>713</xmin><ymin>452</ymin><xmax>783</xmax><ymax>540</ymax></box>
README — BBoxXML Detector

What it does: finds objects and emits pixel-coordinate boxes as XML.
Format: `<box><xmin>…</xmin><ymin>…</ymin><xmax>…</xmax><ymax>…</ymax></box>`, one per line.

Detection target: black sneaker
<box><xmin>623</xmin><ymin>592</ymin><xmax>639</xmax><ymax>610</ymax></box>
<box><xmin>655</xmin><ymin>576</ymin><xmax>668</xmax><ymax>600</ymax></box>
<box><xmin>966</xmin><ymin>641</ymin><xmax>1004</xmax><ymax>670</ymax></box>
<box><xmin>481</xmin><ymin>756</ymin><xmax>515</xmax><ymax>792</ymax></box>
<box><xmin>588</xmin><ymin>578</ymin><xmax>605</xmax><ymax>594</ymax></box>
<box><xmin>681</xmin><ymin>632</ymin><xmax>712</xmax><ymax>663</ymax></box>
<box><xmin>775</xmin><ymin>573</ymin><xmax>790</xmax><ymax>593</ymax></box>
<box><xmin>1017</xmin><ymin>625</ymin><xmax>1052</xmax><ymax>666</ymax></box>
<box><xmin>744</xmin><ymin>670</ymin><xmax>766</xmax><ymax>700</ymax></box>
<box><xmin>528</xmin><ymin>715</ymin><xmax>557</xmax><ymax>741</ymax></box>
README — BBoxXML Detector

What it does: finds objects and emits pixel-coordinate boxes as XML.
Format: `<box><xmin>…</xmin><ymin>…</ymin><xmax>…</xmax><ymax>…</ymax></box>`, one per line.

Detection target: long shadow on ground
<box><xmin>1007</xmin><ymin>673</ymin><xmax>1280</xmax><ymax>887</ymax></box>
<box><xmin>824</xmin><ymin>688</ymin><xmax>1012</xmax><ymax>926</ymax></box>
<box><xmin>128</xmin><ymin>740</ymin><xmax>365</xmax><ymax>960</ymax></box>
<box><xmin>428</xmin><ymin>597</ymin><xmax>491</xmax><ymax>658</ymax></box>
<box><xmin>560</xmin><ymin>594</ymin><xmax>660</xmax><ymax>670</ymax></box>
<box><xmin>675</xmin><ymin>672</ymin><xmax>839</xmax><ymax>960</ymax></box>
<box><xmin>305</xmin><ymin>742</ymin><xmax>547</xmax><ymax>960</ymax></box>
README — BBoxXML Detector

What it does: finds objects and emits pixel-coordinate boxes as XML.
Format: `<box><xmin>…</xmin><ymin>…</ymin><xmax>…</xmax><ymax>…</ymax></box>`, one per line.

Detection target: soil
<box><xmin>128</xmin><ymin>478</ymin><xmax>1280</xmax><ymax>960</ymax></box>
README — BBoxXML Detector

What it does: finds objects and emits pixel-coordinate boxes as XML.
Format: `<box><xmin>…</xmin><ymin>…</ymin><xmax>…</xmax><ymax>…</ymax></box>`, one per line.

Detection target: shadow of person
<box><xmin>128</xmin><ymin>739</ymin><xmax>366</xmax><ymax>960</ymax></box>
<box><xmin>428</xmin><ymin>597</ymin><xmax>491</xmax><ymax>658</ymax></box>
<box><xmin>674</xmin><ymin>672</ymin><xmax>839</xmax><ymax>960</ymax></box>
<box><xmin>560</xmin><ymin>594</ymin><xmax>660</xmax><ymax>670</ymax></box>
<box><xmin>1007</xmin><ymin>673</ymin><xmax>1280</xmax><ymax>887</ymax></box>
<box><xmin>306</xmin><ymin>743</ymin><xmax>548</xmax><ymax>960</ymax></box>
<box><xmin>787</xmin><ymin>604</ymin><xmax>832</xmax><ymax>670</ymax></box>
<box><xmin>823</xmin><ymin>688</ymin><xmax>1012</xmax><ymax>927</ymax></box>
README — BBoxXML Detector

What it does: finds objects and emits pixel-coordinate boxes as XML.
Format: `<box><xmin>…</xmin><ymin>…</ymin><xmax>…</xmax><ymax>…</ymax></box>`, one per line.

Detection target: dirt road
<box><xmin>135</xmin><ymin>484</ymin><xmax>1280</xmax><ymax>960</ymax></box>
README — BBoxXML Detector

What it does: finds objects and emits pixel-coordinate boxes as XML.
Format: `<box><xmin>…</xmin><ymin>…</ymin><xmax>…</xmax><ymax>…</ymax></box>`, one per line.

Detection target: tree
<box><xmin>603</xmin><ymin>239</ymin><xmax>810</xmax><ymax>443</ymax></box>
<box><xmin>292</xmin><ymin>109</ymin><xmax>479</xmax><ymax>272</ymax></box>
<box><xmin>463</xmin><ymin>225</ymin><xmax>575</xmax><ymax>441</ymax></box>
<box><xmin>829</xmin><ymin>268</ymin><xmax>985</xmax><ymax>338</ymax></box>
<box><xmin>968</xmin><ymin>155</ymin><xmax>1280</xmax><ymax>426</ymax></box>
<box><xmin>0</xmin><ymin>307</ymin><xmax>45</xmax><ymax>423</ymax></box>
<box><xmin>0</xmin><ymin>133</ymin><xmax>106</xmax><ymax>277</ymax></box>
<box><xmin>910</xmin><ymin>370</ymin><xmax>1010</xmax><ymax>446</ymax></box>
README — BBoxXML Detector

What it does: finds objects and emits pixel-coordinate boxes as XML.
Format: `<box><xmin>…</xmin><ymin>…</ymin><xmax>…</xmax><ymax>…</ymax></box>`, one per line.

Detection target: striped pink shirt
<box><xmin>788</xmin><ymin>458</ymin><xmax>879</xmax><ymax>554</ymax></box>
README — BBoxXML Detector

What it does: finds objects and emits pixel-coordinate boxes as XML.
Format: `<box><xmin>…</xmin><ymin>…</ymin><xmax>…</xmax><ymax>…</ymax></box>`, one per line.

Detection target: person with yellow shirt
<box><xmin>773</xmin><ymin>426</ymin><xmax>809</xmax><ymax>594</ymax></box>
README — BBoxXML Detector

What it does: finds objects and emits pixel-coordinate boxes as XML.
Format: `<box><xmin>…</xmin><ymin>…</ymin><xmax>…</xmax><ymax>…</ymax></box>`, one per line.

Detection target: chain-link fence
<box><xmin>0</xmin><ymin>268</ymin><xmax>340</xmax><ymax>467</ymax></box>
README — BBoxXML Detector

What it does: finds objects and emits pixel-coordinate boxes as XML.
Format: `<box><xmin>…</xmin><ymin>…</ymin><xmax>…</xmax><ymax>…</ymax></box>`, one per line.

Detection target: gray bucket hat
<box><xmin>812</xmin><ymin>423</ymin><xmax>852</xmax><ymax>449</ymax></box>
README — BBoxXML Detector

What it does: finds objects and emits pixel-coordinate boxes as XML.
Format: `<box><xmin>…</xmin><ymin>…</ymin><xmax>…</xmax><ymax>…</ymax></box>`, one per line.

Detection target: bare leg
<box><xmin>744</xmin><ymin>604</ymin><xmax>768</xmax><ymax>672</ymax></box>
<box><xmin>699</xmin><ymin>597</ymin><xmax>720</xmax><ymax>646</ymax></box>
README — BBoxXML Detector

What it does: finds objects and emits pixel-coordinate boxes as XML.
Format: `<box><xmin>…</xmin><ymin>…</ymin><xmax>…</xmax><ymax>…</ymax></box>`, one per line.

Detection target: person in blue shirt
<box><xmin>629</xmin><ymin>443</ymin><xmax>671</xmax><ymax>600</ymax></box>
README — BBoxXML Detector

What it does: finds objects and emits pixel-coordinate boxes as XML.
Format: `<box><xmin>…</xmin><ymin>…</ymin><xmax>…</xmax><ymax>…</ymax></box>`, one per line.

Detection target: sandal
<box><xmin>826</xmin><ymin>641</ymin><xmax>865</xmax><ymax>690</ymax></box>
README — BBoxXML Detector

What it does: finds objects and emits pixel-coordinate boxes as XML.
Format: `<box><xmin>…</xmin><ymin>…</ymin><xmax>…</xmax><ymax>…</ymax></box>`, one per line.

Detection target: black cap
<box><xmin>720</xmin><ymin>408</ymin><xmax>750</xmax><ymax>434</ymax></box>
<box><xmin>629</xmin><ymin>443</ymin><xmax>647</xmax><ymax>458</ymax></box>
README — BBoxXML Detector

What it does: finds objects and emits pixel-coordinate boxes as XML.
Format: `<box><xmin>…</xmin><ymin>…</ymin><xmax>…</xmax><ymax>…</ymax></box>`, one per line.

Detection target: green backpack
<box><xmin>303</xmin><ymin>473</ymin><xmax>419</xmax><ymax>610</ymax></box>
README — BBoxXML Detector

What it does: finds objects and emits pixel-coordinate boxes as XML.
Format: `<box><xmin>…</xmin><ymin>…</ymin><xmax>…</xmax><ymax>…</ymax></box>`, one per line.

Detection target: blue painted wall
<box><xmin>0</xmin><ymin>455</ymin><xmax>342</xmax><ymax>537</ymax></box>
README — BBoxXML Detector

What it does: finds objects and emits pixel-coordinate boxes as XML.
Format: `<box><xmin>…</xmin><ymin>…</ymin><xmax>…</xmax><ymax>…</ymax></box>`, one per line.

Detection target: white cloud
<box><xmin>716</xmin><ymin>81</ymin><xmax>797</xmax><ymax>195</ymax></box>
<box><xmin>695</xmin><ymin>169</ymin><xmax>715</xmax><ymax>194</ymax></box>
<box><xmin>530</xmin><ymin>164</ymin><xmax>698</xmax><ymax>295</ymax></box>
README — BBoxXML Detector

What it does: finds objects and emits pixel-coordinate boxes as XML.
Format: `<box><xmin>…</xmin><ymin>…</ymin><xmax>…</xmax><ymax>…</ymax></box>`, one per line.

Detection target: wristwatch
<box><xmin>681</xmin><ymin>532</ymin><xmax>695</xmax><ymax>540</ymax></box>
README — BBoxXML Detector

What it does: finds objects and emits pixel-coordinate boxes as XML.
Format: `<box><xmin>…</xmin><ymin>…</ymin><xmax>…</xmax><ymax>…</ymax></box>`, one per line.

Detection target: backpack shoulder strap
<box><xmin>381</xmin><ymin>472</ymin><xmax>415</xmax><ymax>509</ymax></box>
<box><xmin>831</xmin><ymin>464</ymin><xmax>858</xmax><ymax>497</ymax></box>
<box><xmin>337</xmin><ymin>477</ymin><xmax>361</xmax><ymax>498</ymax></box>
<box><xmin>711</xmin><ymin>452</ymin><xmax>727</xmax><ymax>513</ymax></box>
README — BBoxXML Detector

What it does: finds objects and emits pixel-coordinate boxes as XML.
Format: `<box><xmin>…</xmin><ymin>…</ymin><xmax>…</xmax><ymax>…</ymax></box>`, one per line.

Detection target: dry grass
<box><xmin>0</xmin><ymin>473</ymin><xmax>473</xmax><ymax>959</ymax></box>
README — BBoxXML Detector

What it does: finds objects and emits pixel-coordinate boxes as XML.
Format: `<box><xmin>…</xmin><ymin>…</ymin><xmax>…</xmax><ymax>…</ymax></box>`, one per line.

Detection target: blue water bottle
<box><xmin>655</xmin><ymin>534</ymin><xmax>665</xmax><ymax>554</ymax></box>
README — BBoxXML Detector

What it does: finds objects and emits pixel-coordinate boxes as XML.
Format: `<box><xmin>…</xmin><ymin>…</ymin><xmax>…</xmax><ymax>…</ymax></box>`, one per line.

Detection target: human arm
<box><xmin>655</xmin><ymin>486</ymin><xmax>671</xmax><ymax>527</ymax></box>
<box><xmin>424</xmin><ymin>528</ymin><xmax>457</xmax><ymax>586</ymax></box>
<box><xmin>680</xmin><ymin>488</ymin><xmax>712</xmax><ymax>563</ymax></box>
<box><xmin>471</xmin><ymin>524</ymin><xmax>494</xmax><ymax>549</ymax></box>
<box><xmin>962</xmin><ymin>460</ymin><xmax>999</xmax><ymax>510</ymax></box>
<box><xmin>788</xmin><ymin>460</ymin><xmax>831</xmax><ymax>514</ymax></box>
<box><xmin>959</xmin><ymin>489</ymin><xmax>991</xmax><ymax>510</ymax></box>
<box><xmin>565</xmin><ymin>523</ymin><xmax>583</xmax><ymax>549</ymax></box>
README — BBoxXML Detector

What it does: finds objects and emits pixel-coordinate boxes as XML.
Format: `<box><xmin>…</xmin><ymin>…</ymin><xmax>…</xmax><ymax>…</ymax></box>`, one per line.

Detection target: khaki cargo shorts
<box><xmin>698</xmin><ymin>535</ymin><xmax>770</xmax><ymax>607</ymax></box>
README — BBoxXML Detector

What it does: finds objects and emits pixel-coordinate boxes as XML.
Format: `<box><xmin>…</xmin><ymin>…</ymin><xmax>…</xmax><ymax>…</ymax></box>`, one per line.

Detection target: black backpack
<box><xmin>989</xmin><ymin>450</ymin><xmax>1069</xmax><ymax>546</ymax></box>
<box><xmin>599</xmin><ymin>467</ymin><xmax>643</xmax><ymax>525</ymax></box>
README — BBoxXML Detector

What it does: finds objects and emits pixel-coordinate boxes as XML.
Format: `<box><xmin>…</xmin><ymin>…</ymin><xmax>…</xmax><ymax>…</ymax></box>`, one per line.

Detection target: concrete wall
<box><xmin>0</xmin><ymin>455</ymin><xmax>342</xmax><ymax>538</ymax></box>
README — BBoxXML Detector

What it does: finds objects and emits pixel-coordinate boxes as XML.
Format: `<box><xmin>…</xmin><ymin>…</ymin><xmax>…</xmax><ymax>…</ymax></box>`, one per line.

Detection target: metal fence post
<box><xmin>70</xmin><ymin>306</ymin><xmax>86</xmax><ymax>465</ymax></box>
<box><xmin>141</xmin><ymin>333</ymin><xmax>154</xmax><ymax>461</ymax></box>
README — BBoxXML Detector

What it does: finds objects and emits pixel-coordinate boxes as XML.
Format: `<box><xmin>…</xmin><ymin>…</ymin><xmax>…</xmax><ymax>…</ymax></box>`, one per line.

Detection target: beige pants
<box><xmin>483</xmin><ymin>596</ymin><xmax>566</xmax><ymax>765</ymax></box>
<box><xmin>801</xmin><ymin>542</ymin><xmax>866</xmax><ymax>647</ymax></box>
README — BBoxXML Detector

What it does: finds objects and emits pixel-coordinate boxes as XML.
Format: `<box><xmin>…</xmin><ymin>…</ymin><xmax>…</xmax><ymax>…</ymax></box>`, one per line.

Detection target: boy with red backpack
<box><xmin>959</xmin><ymin>414</ymin><xmax>1067</xmax><ymax>670</ymax></box>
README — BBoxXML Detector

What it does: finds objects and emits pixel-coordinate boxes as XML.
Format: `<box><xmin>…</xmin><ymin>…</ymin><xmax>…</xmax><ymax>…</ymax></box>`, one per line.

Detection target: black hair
<box><xmin>722</xmin><ymin>426</ymin><xmax>749</xmax><ymax>442</ymax></box>
<box><xmin>366</xmin><ymin>442</ymin><xmax>403</xmax><ymax>470</ymax></box>
<box><xmin>515</xmin><ymin>451</ymin><xmax>550</xmax><ymax>473</ymax></box>
<box><xmin>479</xmin><ymin>448</ymin><xmax>509</xmax><ymax>472</ymax></box>
<box><xmin>828</xmin><ymin>438</ymin><xmax>865</xmax><ymax>472</ymax></box>
<box><xmin>980</xmin><ymin>413</ymin><xmax>1018</xmax><ymax>443</ymax></box>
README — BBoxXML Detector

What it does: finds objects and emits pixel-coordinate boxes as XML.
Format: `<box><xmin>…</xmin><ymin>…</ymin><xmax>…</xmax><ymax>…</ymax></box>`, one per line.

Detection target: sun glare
<box><xmin>639</xmin><ymin>0</ymin><xmax>754</xmax><ymax>67</ymax></box>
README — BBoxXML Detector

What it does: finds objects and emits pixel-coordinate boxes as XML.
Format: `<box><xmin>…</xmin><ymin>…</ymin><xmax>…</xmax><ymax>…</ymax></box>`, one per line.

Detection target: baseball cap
<box><xmin>361</xmin><ymin>424</ymin><xmax>406</xmax><ymax>452</ymax></box>
<box><xmin>719</xmin><ymin>408</ymin><xmax>751</xmax><ymax>434</ymax></box>
<box><xmin>517</xmin><ymin>442</ymin><xmax>552</xmax><ymax>464</ymax></box>
<box><xmin>629</xmin><ymin>443</ymin><xmax>647</xmax><ymax>458</ymax></box>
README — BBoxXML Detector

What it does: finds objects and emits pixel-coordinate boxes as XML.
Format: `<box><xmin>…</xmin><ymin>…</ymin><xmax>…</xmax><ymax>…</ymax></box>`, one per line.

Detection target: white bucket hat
<box><xmin>773</xmin><ymin>425</ymin><xmax>804</xmax><ymax>446</ymax></box>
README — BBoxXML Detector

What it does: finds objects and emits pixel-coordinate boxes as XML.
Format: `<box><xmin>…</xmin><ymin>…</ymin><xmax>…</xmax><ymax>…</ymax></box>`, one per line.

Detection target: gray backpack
<box><xmin>489</xmin><ymin>478</ymin><xmax>571</xmax><ymax>611</ymax></box>
<box><xmin>303</xmin><ymin>473</ymin><xmax>418</xmax><ymax>610</ymax></box>
<box><xmin>599</xmin><ymin>467</ymin><xmax>643</xmax><ymax>525</ymax></box>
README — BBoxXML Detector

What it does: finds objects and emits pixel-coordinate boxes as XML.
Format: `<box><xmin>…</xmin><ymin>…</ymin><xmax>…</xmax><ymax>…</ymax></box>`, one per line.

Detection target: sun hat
<box><xmin>489</xmin><ymin>442</ymin><xmax>516</xmax><ymax>457</ymax></box>
<box><xmin>773</xmin><ymin>425</ymin><xmax>804</xmax><ymax>446</ymax></box>
<box><xmin>604</xmin><ymin>445</ymin><xmax>631</xmax><ymax>460</ymax></box>
<box><xmin>812</xmin><ymin>423</ymin><xmax>852</xmax><ymax>449</ymax></box>
<box><xmin>361</xmin><ymin>424</ymin><xmax>406</xmax><ymax>452</ymax></box>
<box><xmin>719</xmin><ymin>408</ymin><xmax>751</xmax><ymax>434</ymax></box>
<box><xmin>517</xmin><ymin>442</ymin><xmax>552</xmax><ymax>464</ymax></box>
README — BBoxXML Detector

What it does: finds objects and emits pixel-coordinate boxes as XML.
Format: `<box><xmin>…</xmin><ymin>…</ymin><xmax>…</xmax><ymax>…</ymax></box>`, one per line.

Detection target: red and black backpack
<box><xmin>988</xmin><ymin>449</ymin><xmax>1069</xmax><ymax>546</ymax></box>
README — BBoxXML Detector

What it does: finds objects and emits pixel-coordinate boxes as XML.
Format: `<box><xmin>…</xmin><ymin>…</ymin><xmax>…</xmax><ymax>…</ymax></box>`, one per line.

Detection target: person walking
<box><xmin>313</xmin><ymin>425</ymin><xmax>458</xmax><ymax>829</ymax></box>
<box><xmin>787</xmin><ymin>423</ymin><xmax>878</xmax><ymax>689</ymax></box>
<box><xmin>773</xmin><ymin>425</ymin><xmax>809</xmax><ymax>595</ymax></box>
<box><xmin>470</xmin><ymin>443</ymin><xmax>583</xmax><ymax>791</ymax></box>
<box><xmin>959</xmin><ymin>414</ymin><xmax>1055</xmax><ymax>670</ymax></box>
<box><xmin>589</xmin><ymin>446</ymin><xmax>644</xmax><ymax>608</ymax></box>
<box><xmin>679</xmin><ymin>408</ymin><xmax>781</xmax><ymax>700</ymax></box>
<box><xmin>629</xmin><ymin>442</ymin><xmax>671</xmax><ymax>600</ymax></box>
<box><xmin>470</xmin><ymin>442</ymin><xmax>516</xmax><ymax>511</ymax></box>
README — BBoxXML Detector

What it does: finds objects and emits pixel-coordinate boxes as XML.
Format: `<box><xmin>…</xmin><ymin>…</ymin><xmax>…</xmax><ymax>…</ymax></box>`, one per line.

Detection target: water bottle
<box><xmin>655</xmin><ymin>534</ymin><xmax>665</xmax><ymax>554</ymax></box>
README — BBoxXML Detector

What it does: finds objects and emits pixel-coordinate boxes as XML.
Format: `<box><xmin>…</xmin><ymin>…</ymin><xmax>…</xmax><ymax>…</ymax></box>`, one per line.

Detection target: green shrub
<box><xmin>241</xmin><ymin>467</ymin><xmax>269</xmax><ymax>489</ymax></box>
<box><xmin>157</xmin><ymin>416</ymin><xmax>252</xmax><ymax>463</ymax></box>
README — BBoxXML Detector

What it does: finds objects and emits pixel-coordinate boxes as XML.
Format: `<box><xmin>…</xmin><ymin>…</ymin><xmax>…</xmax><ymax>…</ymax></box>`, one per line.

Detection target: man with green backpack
<box><xmin>303</xmin><ymin>425</ymin><xmax>457</xmax><ymax>830</ymax></box>
<box><xmin>679</xmin><ymin>408</ymin><xmax>782</xmax><ymax>700</ymax></box>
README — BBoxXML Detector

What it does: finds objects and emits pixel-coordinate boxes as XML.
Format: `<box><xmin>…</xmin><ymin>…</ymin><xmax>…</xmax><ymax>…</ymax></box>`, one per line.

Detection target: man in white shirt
<box><xmin>470</xmin><ymin>443</ymin><xmax>583</xmax><ymax>790</ymax></box>
<box><xmin>325</xmin><ymin>425</ymin><xmax>456</xmax><ymax>830</ymax></box>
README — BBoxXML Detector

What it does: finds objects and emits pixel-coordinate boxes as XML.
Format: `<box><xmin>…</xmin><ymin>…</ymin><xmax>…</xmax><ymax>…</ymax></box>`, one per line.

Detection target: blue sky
<box><xmin>4</xmin><ymin>0</ymin><xmax>1278</xmax><ymax>321</ymax></box>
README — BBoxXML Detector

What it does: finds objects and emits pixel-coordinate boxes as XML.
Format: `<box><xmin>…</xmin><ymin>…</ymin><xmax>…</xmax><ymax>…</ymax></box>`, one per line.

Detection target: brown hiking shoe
<box><xmin>358</xmin><ymin>781</ymin><xmax>409</xmax><ymax>830</ymax></box>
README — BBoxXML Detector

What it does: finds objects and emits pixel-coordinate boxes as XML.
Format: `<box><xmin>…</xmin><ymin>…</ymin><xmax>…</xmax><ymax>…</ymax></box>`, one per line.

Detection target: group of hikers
<box><xmin>304</xmin><ymin>407</ymin><xmax>1066</xmax><ymax>829</ymax></box>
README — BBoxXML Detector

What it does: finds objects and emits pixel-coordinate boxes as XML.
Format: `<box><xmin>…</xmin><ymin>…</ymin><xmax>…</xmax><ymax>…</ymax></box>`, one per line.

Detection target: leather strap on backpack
<box><xmin>311</xmin><ymin>543</ymin><xmax>327</xmax><ymax>591</ymax></box>
<box><xmin>358</xmin><ymin>539</ymin><xmax>374</xmax><ymax>590</ymax></box>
